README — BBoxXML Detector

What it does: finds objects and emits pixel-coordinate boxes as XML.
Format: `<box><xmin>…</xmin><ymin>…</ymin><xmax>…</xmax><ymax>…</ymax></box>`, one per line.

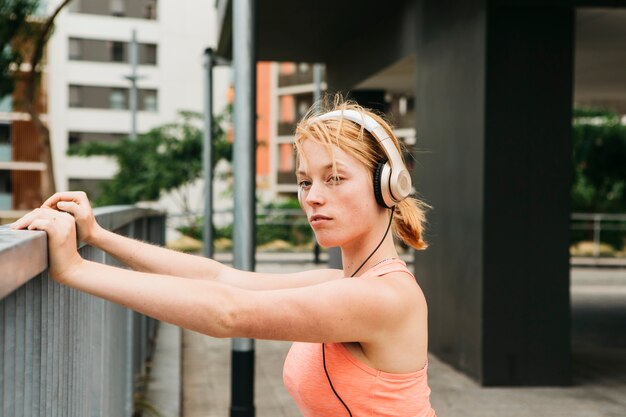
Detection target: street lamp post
<box><xmin>124</xmin><ymin>30</ymin><xmax>139</xmax><ymax>140</ymax></box>
<box><xmin>124</xmin><ymin>29</ymin><xmax>146</xmax><ymax>141</ymax></box>
<box><xmin>231</xmin><ymin>0</ymin><xmax>257</xmax><ymax>416</ymax></box>
<box><xmin>202</xmin><ymin>48</ymin><xmax>230</xmax><ymax>259</ymax></box>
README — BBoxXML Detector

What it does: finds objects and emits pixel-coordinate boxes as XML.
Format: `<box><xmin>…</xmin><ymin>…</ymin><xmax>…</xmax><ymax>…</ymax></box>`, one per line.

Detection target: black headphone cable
<box><xmin>322</xmin><ymin>206</ymin><xmax>395</xmax><ymax>416</ymax></box>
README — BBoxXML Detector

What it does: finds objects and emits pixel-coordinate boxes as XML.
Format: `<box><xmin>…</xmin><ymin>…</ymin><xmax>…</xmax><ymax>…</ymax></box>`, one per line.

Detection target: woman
<box><xmin>13</xmin><ymin>99</ymin><xmax>435</xmax><ymax>417</ymax></box>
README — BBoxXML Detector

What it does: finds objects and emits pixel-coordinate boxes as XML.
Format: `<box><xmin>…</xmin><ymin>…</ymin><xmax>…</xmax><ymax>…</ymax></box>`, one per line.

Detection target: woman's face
<box><xmin>296</xmin><ymin>140</ymin><xmax>384</xmax><ymax>249</ymax></box>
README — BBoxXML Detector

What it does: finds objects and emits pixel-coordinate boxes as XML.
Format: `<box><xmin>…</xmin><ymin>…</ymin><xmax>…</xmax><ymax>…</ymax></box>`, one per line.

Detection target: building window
<box><xmin>71</xmin><ymin>0</ymin><xmax>157</xmax><ymax>19</ymax></box>
<box><xmin>110</xmin><ymin>89</ymin><xmax>126</xmax><ymax>110</ymax></box>
<box><xmin>110</xmin><ymin>41</ymin><xmax>125</xmax><ymax>62</ymax></box>
<box><xmin>69</xmin><ymin>85</ymin><xmax>82</xmax><ymax>107</ymax></box>
<box><xmin>0</xmin><ymin>94</ymin><xmax>11</xmax><ymax>112</ymax></box>
<box><xmin>69</xmin><ymin>178</ymin><xmax>108</xmax><ymax>202</ymax></box>
<box><xmin>69</xmin><ymin>131</ymin><xmax>127</xmax><ymax>146</ymax></box>
<box><xmin>277</xmin><ymin>143</ymin><xmax>297</xmax><ymax>185</ymax></box>
<box><xmin>0</xmin><ymin>123</ymin><xmax>11</xmax><ymax>163</ymax></box>
<box><xmin>142</xmin><ymin>90</ymin><xmax>158</xmax><ymax>112</ymax></box>
<box><xmin>69</xmin><ymin>85</ymin><xmax>160</xmax><ymax>111</ymax></box>
<box><xmin>141</xmin><ymin>44</ymin><xmax>157</xmax><ymax>65</ymax></box>
<box><xmin>144</xmin><ymin>0</ymin><xmax>157</xmax><ymax>19</ymax></box>
<box><xmin>110</xmin><ymin>0</ymin><xmax>125</xmax><ymax>17</ymax></box>
<box><xmin>68</xmin><ymin>132</ymin><xmax>81</xmax><ymax>146</ymax></box>
<box><xmin>69</xmin><ymin>38</ymin><xmax>82</xmax><ymax>60</ymax></box>
<box><xmin>0</xmin><ymin>170</ymin><xmax>12</xmax><ymax>210</ymax></box>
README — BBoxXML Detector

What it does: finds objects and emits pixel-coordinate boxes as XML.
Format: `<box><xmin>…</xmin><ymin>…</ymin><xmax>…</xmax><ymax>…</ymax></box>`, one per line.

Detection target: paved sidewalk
<box><xmin>182</xmin><ymin>257</ymin><xmax>626</xmax><ymax>417</ymax></box>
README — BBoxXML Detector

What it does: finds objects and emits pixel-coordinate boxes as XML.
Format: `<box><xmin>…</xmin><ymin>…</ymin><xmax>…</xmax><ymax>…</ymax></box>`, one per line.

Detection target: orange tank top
<box><xmin>282</xmin><ymin>259</ymin><xmax>436</xmax><ymax>417</ymax></box>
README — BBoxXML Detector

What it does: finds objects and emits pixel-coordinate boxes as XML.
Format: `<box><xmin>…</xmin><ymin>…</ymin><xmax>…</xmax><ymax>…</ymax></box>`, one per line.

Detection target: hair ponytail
<box><xmin>392</xmin><ymin>197</ymin><xmax>429</xmax><ymax>251</ymax></box>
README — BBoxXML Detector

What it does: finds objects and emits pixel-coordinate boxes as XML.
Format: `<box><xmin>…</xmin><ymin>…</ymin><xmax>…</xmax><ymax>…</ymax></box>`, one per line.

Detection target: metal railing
<box><xmin>0</xmin><ymin>206</ymin><xmax>166</xmax><ymax>417</ymax></box>
<box><xmin>571</xmin><ymin>213</ymin><xmax>626</xmax><ymax>257</ymax></box>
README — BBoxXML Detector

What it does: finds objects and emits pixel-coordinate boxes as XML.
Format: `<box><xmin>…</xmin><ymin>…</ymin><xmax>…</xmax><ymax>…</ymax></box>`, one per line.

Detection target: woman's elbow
<box><xmin>206</xmin><ymin>294</ymin><xmax>252</xmax><ymax>338</ymax></box>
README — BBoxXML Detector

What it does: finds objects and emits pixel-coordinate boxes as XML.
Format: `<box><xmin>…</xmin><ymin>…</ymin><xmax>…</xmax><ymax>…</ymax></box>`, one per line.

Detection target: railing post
<box><xmin>593</xmin><ymin>214</ymin><xmax>601</xmax><ymax>258</ymax></box>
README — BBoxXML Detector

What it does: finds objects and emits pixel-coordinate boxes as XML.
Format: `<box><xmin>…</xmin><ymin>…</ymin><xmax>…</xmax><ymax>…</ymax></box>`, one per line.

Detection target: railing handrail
<box><xmin>571</xmin><ymin>212</ymin><xmax>626</xmax><ymax>221</ymax></box>
<box><xmin>0</xmin><ymin>205</ymin><xmax>163</xmax><ymax>301</ymax></box>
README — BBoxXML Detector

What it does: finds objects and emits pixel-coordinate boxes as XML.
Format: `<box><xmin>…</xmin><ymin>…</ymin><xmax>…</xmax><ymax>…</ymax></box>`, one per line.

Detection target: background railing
<box><xmin>0</xmin><ymin>206</ymin><xmax>166</xmax><ymax>417</ymax></box>
<box><xmin>571</xmin><ymin>213</ymin><xmax>626</xmax><ymax>258</ymax></box>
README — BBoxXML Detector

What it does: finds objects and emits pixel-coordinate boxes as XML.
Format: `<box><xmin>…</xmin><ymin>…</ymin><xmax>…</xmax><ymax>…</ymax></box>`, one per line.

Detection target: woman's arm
<box><xmin>14</xmin><ymin>192</ymin><xmax>341</xmax><ymax>290</ymax></box>
<box><xmin>88</xmin><ymin>225</ymin><xmax>225</xmax><ymax>279</ymax></box>
<box><xmin>87</xmin><ymin>227</ymin><xmax>342</xmax><ymax>290</ymax></box>
<box><xmin>64</xmin><ymin>259</ymin><xmax>411</xmax><ymax>343</ymax></box>
<box><xmin>17</xmin><ymin>208</ymin><xmax>415</xmax><ymax>344</ymax></box>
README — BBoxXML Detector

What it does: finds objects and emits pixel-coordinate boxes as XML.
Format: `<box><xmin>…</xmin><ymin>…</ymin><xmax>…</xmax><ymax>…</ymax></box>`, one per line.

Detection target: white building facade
<box><xmin>46</xmin><ymin>0</ymin><xmax>230</xmax><ymax>208</ymax></box>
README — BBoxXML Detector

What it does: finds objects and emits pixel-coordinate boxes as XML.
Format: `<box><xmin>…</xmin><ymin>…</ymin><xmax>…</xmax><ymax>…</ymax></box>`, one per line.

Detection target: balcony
<box><xmin>0</xmin><ymin>206</ymin><xmax>166</xmax><ymax>417</ymax></box>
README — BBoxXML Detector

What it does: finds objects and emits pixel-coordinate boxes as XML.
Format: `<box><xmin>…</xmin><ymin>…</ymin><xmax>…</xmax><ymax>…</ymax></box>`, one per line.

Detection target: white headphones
<box><xmin>298</xmin><ymin>109</ymin><xmax>412</xmax><ymax>208</ymax></box>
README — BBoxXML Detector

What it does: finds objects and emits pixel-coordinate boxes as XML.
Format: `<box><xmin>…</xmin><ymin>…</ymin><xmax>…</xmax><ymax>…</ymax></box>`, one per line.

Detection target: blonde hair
<box><xmin>294</xmin><ymin>95</ymin><xmax>429</xmax><ymax>251</ymax></box>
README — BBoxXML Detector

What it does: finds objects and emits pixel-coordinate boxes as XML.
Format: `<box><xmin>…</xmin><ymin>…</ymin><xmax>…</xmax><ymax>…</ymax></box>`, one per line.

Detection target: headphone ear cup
<box><xmin>373</xmin><ymin>162</ymin><xmax>390</xmax><ymax>208</ymax></box>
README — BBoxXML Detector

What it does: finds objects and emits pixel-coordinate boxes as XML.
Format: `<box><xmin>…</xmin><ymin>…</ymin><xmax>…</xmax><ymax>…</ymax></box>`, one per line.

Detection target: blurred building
<box><xmin>46</xmin><ymin>0</ymin><xmax>230</xmax><ymax>204</ymax></box>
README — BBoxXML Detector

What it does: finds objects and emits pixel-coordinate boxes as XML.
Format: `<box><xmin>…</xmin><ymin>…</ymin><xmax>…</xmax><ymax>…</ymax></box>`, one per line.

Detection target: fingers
<box><xmin>27</xmin><ymin>218</ymin><xmax>52</xmax><ymax>231</ymax></box>
<box><xmin>11</xmin><ymin>208</ymin><xmax>70</xmax><ymax>230</ymax></box>
<box><xmin>27</xmin><ymin>212</ymin><xmax>75</xmax><ymax>236</ymax></box>
<box><xmin>56</xmin><ymin>200</ymin><xmax>81</xmax><ymax>216</ymax></box>
<box><xmin>42</xmin><ymin>191</ymin><xmax>88</xmax><ymax>210</ymax></box>
<box><xmin>11</xmin><ymin>208</ymin><xmax>44</xmax><ymax>230</ymax></box>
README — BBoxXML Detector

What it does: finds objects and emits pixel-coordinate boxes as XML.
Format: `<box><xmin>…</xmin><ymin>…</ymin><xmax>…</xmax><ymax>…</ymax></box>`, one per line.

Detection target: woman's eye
<box><xmin>328</xmin><ymin>176</ymin><xmax>342</xmax><ymax>184</ymax></box>
<box><xmin>298</xmin><ymin>180</ymin><xmax>311</xmax><ymax>189</ymax></box>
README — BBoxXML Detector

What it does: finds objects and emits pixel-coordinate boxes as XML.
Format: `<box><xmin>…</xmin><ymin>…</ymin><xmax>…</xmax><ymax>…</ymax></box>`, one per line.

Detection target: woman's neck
<box><xmin>341</xmin><ymin>232</ymin><xmax>398</xmax><ymax>277</ymax></box>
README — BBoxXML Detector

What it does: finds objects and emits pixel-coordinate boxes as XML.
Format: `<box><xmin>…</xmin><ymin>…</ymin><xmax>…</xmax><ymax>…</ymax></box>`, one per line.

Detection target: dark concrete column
<box><xmin>414</xmin><ymin>0</ymin><xmax>573</xmax><ymax>385</ymax></box>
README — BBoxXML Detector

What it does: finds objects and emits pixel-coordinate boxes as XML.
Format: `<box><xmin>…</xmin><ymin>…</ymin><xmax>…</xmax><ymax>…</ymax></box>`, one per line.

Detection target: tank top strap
<box><xmin>362</xmin><ymin>258</ymin><xmax>415</xmax><ymax>280</ymax></box>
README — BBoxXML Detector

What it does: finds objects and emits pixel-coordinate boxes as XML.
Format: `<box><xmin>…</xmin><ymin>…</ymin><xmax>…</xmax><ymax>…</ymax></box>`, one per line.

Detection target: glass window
<box><xmin>70</xmin><ymin>0</ymin><xmax>156</xmax><ymax>19</ymax></box>
<box><xmin>0</xmin><ymin>123</ymin><xmax>10</xmax><ymax>145</ymax></box>
<box><xmin>110</xmin><ymin>0</ymin><xmax>125</xmax><ymax>16</ymax></box>
<box><xmin>110</xmin><ymin>89</ymin><xmax>126</xmax><ymax>110</ymax></box>
<box><xmin>277</xmin><ymin>143</ymin><xmax>297</xmax><ymax>185</ymax></box>
<box><xmin>0</xmin><ymin>170</ymin><xmax>11</xmax><ymax>193</ymax></box>
<box><xmin>69</xmin><ymin>131</ymin><xmax>127</xmax><ymax>146</ymax></box>
<box><xmin>69</xmin><ymin>38</ymin><xmax>81</xmax><ymax>60</ymax></box>
<box><xmin>144</xmin><ymin>0</ymin><xmax>157</xmax><ymax>19</ymax></box>
<box><xmin>0</xmin><ymin>94</ymin><xmax>11</xmax><ymax>112</ymax></box>
<box><xmin>141</xmin><ymin>44</ymin><xmax>157</xmax><ymax>65</ymax></box>
<box><xmin>142</xmin><ymin>91</ymin><xmax>158</xmax><ymax>112</ymax></box>
<box><xmin>110</xmin><ymin>41</ymin><xmax>125</xmax><ymax>63</ymax></box>
<box><xmin>0</xmin><ymin>123</ymin><xmax>11</xmax><ymax>163</ymax></box>
<box><xmin>68</xmin><ymin>132</ymin><xmax>82</xmax><ymax>146</ymax></box>
<box><xmin>69</xmin><ymin>85</ymin><xmax>82</xmax><ymax>107</ymax></box>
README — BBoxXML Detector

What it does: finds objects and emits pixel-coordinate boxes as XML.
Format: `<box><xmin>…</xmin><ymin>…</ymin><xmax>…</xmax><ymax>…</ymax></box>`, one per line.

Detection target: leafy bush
<box><xmin>178</xmin><ymin>197</ymin><xmax>312</xmax><ymax>248</ymax></box>
<box><xmin>68</xmin><ymin>110</ymin><xmax>232</xmax><ymax>206</ymax></box>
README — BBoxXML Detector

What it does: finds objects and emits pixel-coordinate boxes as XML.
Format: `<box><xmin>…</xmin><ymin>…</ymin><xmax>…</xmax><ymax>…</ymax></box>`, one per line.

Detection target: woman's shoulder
<box><xmin>364</xmin><ymin>260</ymin><xmax>427</xmax><ymax>311</ymax></box>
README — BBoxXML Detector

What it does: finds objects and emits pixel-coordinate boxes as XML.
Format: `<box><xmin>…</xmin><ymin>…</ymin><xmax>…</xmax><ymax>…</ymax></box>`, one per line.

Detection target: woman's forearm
<box><xmin>66</xmin><ymin>260</ymin><xmax>237</xmax><ymax>337</ymax></box>
<box><xmin>89</xmin><ymin>227</ymin><xmax>225</xmax><ymax>280</ymax></box>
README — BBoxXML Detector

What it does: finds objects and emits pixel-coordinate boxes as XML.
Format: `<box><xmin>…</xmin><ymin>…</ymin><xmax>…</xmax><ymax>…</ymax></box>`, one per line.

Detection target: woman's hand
<box><xmin>41</xmin><ymin>191</ymin><xmax>103</xmax><ymax>244</ymax></box>
<box><xmin>11</xmin><ymin>208</ymin><xmax>84</xmax><ymax>284</ymax></box>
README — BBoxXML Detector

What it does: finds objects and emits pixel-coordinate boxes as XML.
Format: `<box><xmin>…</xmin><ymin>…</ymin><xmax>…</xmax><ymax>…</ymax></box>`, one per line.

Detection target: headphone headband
<box><xmin>311</xmin><ymin>109</ymin><xmax>412</xmax><ymax>207</ymax></box>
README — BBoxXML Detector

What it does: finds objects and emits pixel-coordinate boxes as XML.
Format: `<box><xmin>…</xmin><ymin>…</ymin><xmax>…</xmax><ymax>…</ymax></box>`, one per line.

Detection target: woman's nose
<box><xmin>304</xmin><ymin>182</ymin><xmax>325</xmax><ymax>206</ymax></box>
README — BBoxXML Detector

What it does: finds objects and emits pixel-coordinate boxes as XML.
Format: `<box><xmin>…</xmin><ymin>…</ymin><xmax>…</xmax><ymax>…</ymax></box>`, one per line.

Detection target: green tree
<box><xmin>572</xmin><ymin>108</ymin><xmax>626</xmax><ymax>213</ymax></box>
<box><xmin>68</xmin><ymin>109</ymin><xmax>232</xmax><ymax>208</ymax></box>
<box><xmin>1</xmin><ymin>0</ymin><xmax>74</xmax><ymax>198</ymax></box>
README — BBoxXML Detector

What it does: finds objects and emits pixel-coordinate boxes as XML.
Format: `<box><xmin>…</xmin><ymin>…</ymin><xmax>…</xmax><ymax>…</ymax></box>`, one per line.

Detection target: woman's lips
<box><xmin>309</xmin><ymin>214</ymin><xmax>332</xmax><ymax>227</ymax></box>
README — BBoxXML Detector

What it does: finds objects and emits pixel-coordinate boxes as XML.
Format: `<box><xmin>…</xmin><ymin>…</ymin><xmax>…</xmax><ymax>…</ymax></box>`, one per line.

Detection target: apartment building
<box><xmin>46</xmin><ymin>0</ymin><xmax>229</xmax><ymax>205</ymax></box>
